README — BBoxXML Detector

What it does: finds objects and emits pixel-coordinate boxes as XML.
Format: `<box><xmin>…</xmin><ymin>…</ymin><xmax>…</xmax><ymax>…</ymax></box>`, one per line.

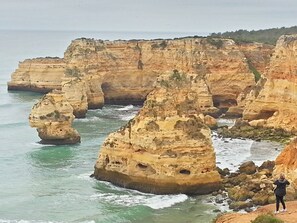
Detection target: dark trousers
<box><xmin>276</xmin><ymin>195</ymin><xmax>286</xmax><ymax>211</ymax></box>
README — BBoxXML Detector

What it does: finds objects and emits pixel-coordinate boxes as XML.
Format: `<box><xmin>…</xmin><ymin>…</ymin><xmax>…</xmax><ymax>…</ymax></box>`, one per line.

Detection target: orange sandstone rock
<box><xmin>93</xmin><ymin>72</ymin><xmax>221</xmax><ymax>194</ymax></box>
<box><xmin>7</xmin><ymin>57</ymin><xmax>65</xmax><ymax>93</ymax></box>
<box><xmin>8</xmin><ymin>37</ymin><xmax>255</xmax><ymax>113</ymax></box>
<box><xmin>243</xmin><ymin>34</ymin><xmax>297</xmax><ymax>133</ymax></box>
<box><xmin>29</xmin><ymin>90</ymin><xmax>80</xmax><ymax>145</ymax></box>
<box><xmin>238</xmin><ymin>42</ymin><xmax>274</xmax><ymax>75</ymax></box>
<box><xmin>274</xmin><ymin>138</ymin><xmax>297</xmax><ymax>195</ymax></box>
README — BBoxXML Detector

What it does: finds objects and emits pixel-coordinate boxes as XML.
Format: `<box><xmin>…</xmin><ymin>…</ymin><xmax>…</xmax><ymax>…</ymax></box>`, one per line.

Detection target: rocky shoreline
<box><xmin>6</xmin><ymin>34</ymin><xmax>297</xmax><ymax>210</ymax></box>
<box><xmin>217</xmin><ymin>119</ymin><xmax>293</xmax><ymax>144</ymax></box>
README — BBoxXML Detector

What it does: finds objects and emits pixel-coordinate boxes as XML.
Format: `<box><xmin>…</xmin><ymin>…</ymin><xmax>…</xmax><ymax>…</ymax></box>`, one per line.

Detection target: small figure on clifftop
<box><xmin>274</xmin><ymin>173</ymin><xmax>290</xmax><ymax>214</ymax></box>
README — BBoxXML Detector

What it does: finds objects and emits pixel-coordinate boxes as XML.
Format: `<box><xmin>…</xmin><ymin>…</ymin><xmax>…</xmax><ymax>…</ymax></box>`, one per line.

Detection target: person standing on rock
<box><xmin>274</xmin><ymin>173</ymin><xmax>290</xmax><ymax>214</ymax></box>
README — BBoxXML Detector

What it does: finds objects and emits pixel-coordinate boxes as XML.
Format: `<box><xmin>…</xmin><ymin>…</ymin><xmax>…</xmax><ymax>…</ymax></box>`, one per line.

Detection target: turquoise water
<box><xmin>0</xmin><ymin>30</ymin><xmax>220</xmax><ymax>223</ymax></box>
<box><xmin>0</xmin><ymin>30</ymin><xmax>283</xmax><ymax>223</ymax></box>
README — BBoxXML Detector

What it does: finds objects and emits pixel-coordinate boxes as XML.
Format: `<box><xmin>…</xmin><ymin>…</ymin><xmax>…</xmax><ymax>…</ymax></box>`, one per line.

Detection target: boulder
<box><xmin>239</xmin><ymin>161</ymin><xmax>257</xmax><ymax>175</ymax></box>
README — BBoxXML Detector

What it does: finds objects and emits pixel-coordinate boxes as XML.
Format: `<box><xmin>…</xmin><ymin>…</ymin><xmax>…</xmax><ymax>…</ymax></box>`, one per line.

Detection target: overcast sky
<box><xmin>0</xmin><ymin>0</ymin><xmax>296</xmax><ymax>34</ymax></box>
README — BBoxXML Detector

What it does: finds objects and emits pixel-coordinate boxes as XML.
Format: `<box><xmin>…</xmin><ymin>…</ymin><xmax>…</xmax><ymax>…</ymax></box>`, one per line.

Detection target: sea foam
<box><xmin>90</xmin><ymin>193</ymin><xmax>188</xmax><ymax>209</ymax></box>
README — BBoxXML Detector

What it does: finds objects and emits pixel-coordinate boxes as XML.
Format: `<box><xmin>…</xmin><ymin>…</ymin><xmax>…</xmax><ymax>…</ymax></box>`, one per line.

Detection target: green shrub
<box><xmin>210</xmin><ymin>25</ymin><xmax>297</xmax><ymax>45</ymax></box>
<box><xmin>170</xmin><ymin>70</ymin><xmax>186</xmax><ymax>81</ymax></box>
<box><xmin>251</xmin><ymin>214</ymin><xmax>284</xmax><ymax>223</ymax></box>
<box><xmin>151</xmin><ymin>40</ymin><xmax>167</xmax><ymax>50</ymax></box>
<box><xmin>247</xmin><ymin>60</ymin><xmax>261</xmax><ymax>82</ymax></box>
<box><xmin>159</xmin><ymin>79</ymin><xmax>170</xmax><ymax>88</ymax></box>
<box><xmin>206</xmin><ymin>37</ymin><xmax>224</xmax><ymax>49</ymax></box>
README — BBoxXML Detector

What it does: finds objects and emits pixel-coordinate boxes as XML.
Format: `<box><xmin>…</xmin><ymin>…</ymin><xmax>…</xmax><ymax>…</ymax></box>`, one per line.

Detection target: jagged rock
<box><xmin>243</xmin><ymin>34</ymin><xmax>297</xmax><ymax>133</ymax></box>
<box><xmin>203</xmin><ymin>115</ymin><xmax>218</xmax><ymax>129</ymax></box>
<box><xmin>61</xmin><ymin>77</ymin><xmax>88</xmax><ymax>118</ymax></box>
<box><xmin>251</xmin><ymin>192</ymin><xmax>269</xmax><ymax>205</ymax></box>
<box><xmin>238</xmin><ymin>42</ymin><xmax>274</xmax><ymax>75</ymax></box>
<box><xmin>225</xmin><ymin>43</ymin><xmax>274</xmax><ymax>118</ymax></box>
<box><xmin>29</xmin><ymin>90</ymin><xmax>80</xmax><ymax>144</ymax></box>
<box><xmin>217</xmin><ymin>119</ymin><xmax>292</xmax><ymax>143</ymax></box>
<box><xmin>227</xmin><ymin>186</ymin><xmax>254</xmax><ymax>201</ymax></box>
<box><xmin>229</xmin><ymin>201</ymin><xmax>253</xmax><ymax>210</ymax></box>
<box><xmin>258</xmin><ymin>160</ymin><xmax>275</xmax><ymax>172</ymax></box>
<box><xmin>239</xmin><ymin>161</ymin><xmax>257</xmax><ymax>175</ymax></box>
<box><xmin>217</xmin><ymin>167</ymin><xmax>230</xmax><ymax>176</ymax></box>
<box><xmin>93</xmin><ymin>72</ymin><xmax>221</xmax><ymax>194</ymax></box>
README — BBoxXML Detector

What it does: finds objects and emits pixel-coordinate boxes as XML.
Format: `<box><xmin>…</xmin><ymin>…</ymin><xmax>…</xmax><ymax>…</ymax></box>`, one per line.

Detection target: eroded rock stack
<box><xmin>93</xmin><ymin>72</ymin><xmax>221</xmax><ymax>194</ymax></box>
<box><xmin>29</xmin><ymin>90</ymin><xmax>80</xmax><ymax>145</ymax></box>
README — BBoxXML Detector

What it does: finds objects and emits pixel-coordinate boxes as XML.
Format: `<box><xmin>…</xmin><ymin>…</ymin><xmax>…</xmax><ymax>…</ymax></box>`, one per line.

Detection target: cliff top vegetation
<box><xmin>209</xmin><ymin>26</ymin><xmax>297</xmax><ymax>45</ymax></box>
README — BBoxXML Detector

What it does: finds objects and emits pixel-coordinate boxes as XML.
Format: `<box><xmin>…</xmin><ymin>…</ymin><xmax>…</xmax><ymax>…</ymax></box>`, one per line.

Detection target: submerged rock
<box><xmin>29</xmin><ymin>90</ymin><xmax>80</xmax><ymax>145</ymax></box>
<box><xmin>93</xmin><ymin>72</ymin><xmax>221</xmax><ymax>194</ymax></box>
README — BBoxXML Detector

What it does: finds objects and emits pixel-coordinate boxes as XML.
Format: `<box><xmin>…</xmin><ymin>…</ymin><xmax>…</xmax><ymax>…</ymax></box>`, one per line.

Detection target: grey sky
<box><xmin>0</xmin><ymin>0</ymin><xmax>296</xmax><ymax>33</ymax></box>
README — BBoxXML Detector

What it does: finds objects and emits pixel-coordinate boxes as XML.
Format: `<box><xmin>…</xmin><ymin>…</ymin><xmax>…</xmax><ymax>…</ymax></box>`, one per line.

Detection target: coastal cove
<box><xmin>0</xmin><ymin>30</ymin><xmax>285</xmax><ymax>223</ymax></box>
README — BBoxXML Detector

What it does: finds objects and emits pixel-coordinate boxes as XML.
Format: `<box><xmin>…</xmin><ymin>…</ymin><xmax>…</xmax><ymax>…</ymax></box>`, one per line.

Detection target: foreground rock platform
<box><xmin>215</xmin><ymin>200</ymin><xmax>297</xmax><ymax>223</ymax></box>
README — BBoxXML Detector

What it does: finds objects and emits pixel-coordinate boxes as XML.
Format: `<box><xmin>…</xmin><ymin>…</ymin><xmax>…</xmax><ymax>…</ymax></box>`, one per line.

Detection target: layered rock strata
<box><xmin>93</xmin><ymin>72</ymin><xmax>221</xmax><ymax>194</ymax></box>
<box><xmin>29</xmin><ymin>90</ymin><xmax>80</xmax><ymax>144</ymax></box>
<box><xmin>7</xmin><ymin>57</ymin><xmax>65</xmax><ymax>93</ymax></box>
<box><xmin>226</xmin><ymin>43</ymin><xmax>274</xmax><ymax>117</ymax></box>
<box><xmin>64</xmin><ymin>37</ymin><xmax>255</xmax><ymax>110</ymax></box>
<box><xmin>274</xmin><ymin>138</ymin><xmax>297</xmax><ymax>197</ymax></box>
<box><xmin>61</xmin><ymin>77</ymin><xmax>88</xmax><ymax>118</ymax></box>
<box><xmin>8</xmin><ymin>37</ymin><xmax>256</xmax><ymax>114</ymax></box>
<box><xmin>238</xmin><ymin>42</ymin><xmax>274</xmax><ymax>75</ymax></box>
<box><xmin>242</xmin><ymin>35</ymin><xmax>297</xmax><ymax>133</ymax></box>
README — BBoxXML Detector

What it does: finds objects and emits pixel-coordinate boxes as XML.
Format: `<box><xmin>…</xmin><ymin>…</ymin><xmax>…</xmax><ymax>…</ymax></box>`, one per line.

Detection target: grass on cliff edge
<box><xmin>251</xmin><ymin>213</ymin><xmax>284</xmax><ymax>223</ymax></box>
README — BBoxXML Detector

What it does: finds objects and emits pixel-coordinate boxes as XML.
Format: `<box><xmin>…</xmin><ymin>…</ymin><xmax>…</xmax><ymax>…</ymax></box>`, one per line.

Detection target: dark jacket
<box><xmin>274</xmin><ymin>179</ymin><xmax>290</xmax><ymax>197</ymax></box>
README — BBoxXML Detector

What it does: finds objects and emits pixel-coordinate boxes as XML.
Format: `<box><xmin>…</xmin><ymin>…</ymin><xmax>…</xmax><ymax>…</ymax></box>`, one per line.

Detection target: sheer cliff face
<box><xmin>93</xmin><ymin>73</ymin><xmax>221</xmax><ymax>195</ymax></box>
<box><xmin>61</xmin><ymin>77</ymin><xmax>88</xmax><ymax>118</ymax></box>
<box><xmin>243</xmin><ymin>35</ymin><xmax>297</xmax><ymax>133</ymax></box>
<box><xmin>238</xmin><ymin>42</ymin><xmax>274</xmax><ymax>75</ymax></box>
<box><xmin>274</xmin><ymin>138</ymin><xmax>297</xmax><ymax>192</ymax></box>
<box><xmin>64</xmin><ymin>37</ymin><xmax>255</xmax><ymax>108</ymax></box>
<box><xmin>29</xmin><ymin>90</ymin><xmax>80</xmax><ymax>145</ymax></box>
<box><xmin>8</xmin><ymin>37</ymin><xmax>255</xmax><ymax>112</ymax></box>
<box><xmin>7</xmin><ymin>58</ymin><xmax>65</xmax><ymax>93</ymax></box>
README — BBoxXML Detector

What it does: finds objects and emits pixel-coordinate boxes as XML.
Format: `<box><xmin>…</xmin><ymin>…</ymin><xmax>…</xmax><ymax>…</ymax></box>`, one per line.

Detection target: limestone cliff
<box><xmin>7</xmin><ymin>57</ymin><xmax>65</xmax><ymax>93</ymax></box>
<box><xmin>238</xmin><ymin>42</ymin><xmax>274</xmax><ymax>75</ymax></box>
<box><xmin>274</xmin><ymin>138</ymin><xmax>297</xmax><ymax>197</ymax></box>
<box><xmin>61</xmin><ymin>76</ymin><xmax>88</xmax><ymax>118</ymax></box>
<box><xmin>225</xmin><ymin>43</ymin><xmax>273</xmax><ymax>117</ymax></box>
<box><xmin>29</xmin><ymin>90</ymin><xmax>80</xmax><ymax>144</ymax></box>
<box><xmin>242</xmin><ymin>34</ymin><xmax>297</xmax><ymax>133</ymax></box>
<box><xmin>93</xmin><ymin>72</ymin><xmax>221</xmax><ymax>194</ymax></box>
<box><xmin>65</xmin><ymin>37</ymin><xmax>255</xmax><ymax>110</ymax></box>
<box><xmin>8</xmin><ymin>37</ymin><xmax>255</xmax><ymax>114</ymax></box>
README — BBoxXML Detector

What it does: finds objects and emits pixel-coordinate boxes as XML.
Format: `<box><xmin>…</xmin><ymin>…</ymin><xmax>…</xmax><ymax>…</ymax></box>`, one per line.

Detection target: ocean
<box><xmin>0</xmin><ymin>30</ymin><xmax>283</xmax><ymax>223</ymax></box>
